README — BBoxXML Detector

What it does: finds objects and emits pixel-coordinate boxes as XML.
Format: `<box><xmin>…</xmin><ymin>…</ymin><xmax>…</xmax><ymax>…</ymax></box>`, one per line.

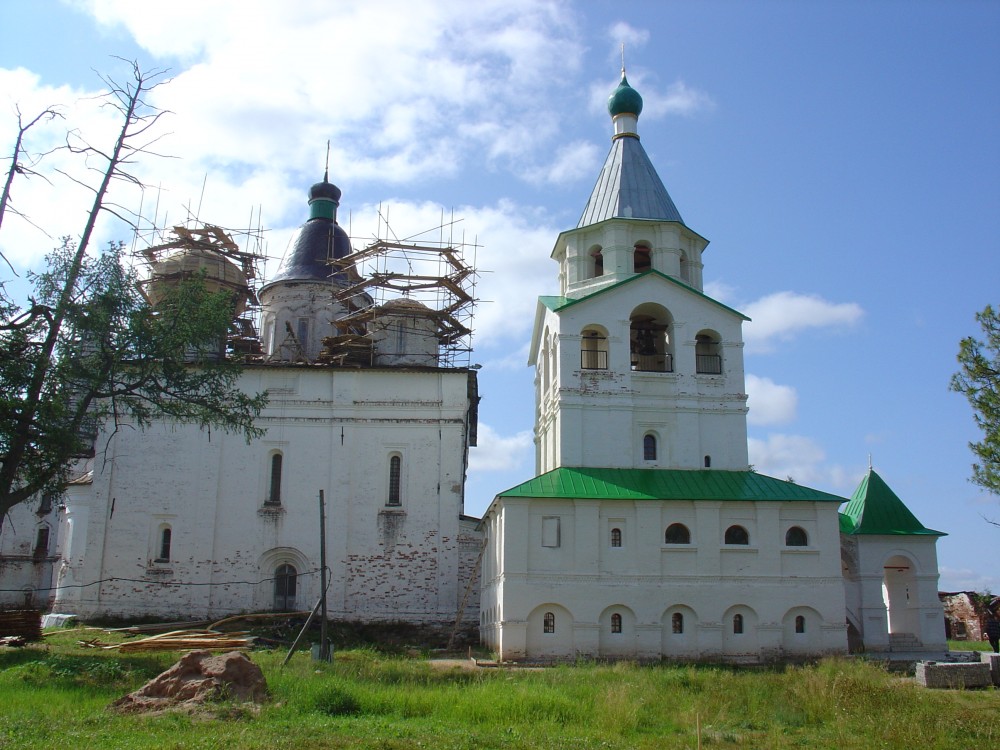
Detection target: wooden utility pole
<box><xmin>319</xmin><ymin>489</ymin><xmax>330</xmax><ymax>660</ymax></box>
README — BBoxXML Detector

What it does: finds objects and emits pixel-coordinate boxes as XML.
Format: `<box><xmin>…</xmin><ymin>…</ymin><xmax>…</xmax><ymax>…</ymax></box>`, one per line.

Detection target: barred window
<box><xmin>388</xmin><ymin>455</ymin><xmax>401</xmax><ymax>506</ymax></box>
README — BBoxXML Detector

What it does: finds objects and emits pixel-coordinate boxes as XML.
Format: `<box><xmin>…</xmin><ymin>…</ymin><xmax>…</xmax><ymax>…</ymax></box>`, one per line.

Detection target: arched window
<box><xmin>679</xmin><ymin>251</ymin><xmax>692</xmax><ymax>284</ymax></box>
<box><xmin>695</xmin><ymin>333</ymin><xmax>722</xmax><ymax>374</ymax></box>
<box><xmin>611</xmin><ymin>613</ymin><xmax>622</xmax><ymax>633</ymax></box>
<box><xmin>704</xmin><ymin>455</ymin><xmax>711</xmax><ymax>468</ymax></box>
<box><xmin>267</xmin><ymin>453</ymin><xmax>283</xmax><ymax>505</ymax></box>
<box><xmin>633</xmin><ymin>243</ymin><xmax>651</xmax><ymax>273</ymax></box>
<box><xmin>665</xmin><ymin>523</ymin><xmax>691</xmax><ymax>544</ymax></box>
<box><xmin>724</xmin><ymin>525</ymin><xmax>749</xmax><ymax>545</ymax></box>
<box><xmin>296</xmin><ymin>318</ymin><xmax>310</xmax><ymax>350</ymax></box>
<box><xmin>388</xmin><ymin>455</ymin><xmax>402</xmax><ymax>506</ymax></box>
<box><xmin>543</xmin><ymin>612</ymin><xmax>555</xmax><ymax>633</ymax></box>
<box><xmin>38</xmin><ymin>492</ymin><xmax>55</xmax><ymax>514</ymax></box>
<box><xmin>785</xmin><ymin>526</ymin><xmax>808</xmax><ymax>546</ymax></box>
<box><xmin>643</xmin><ymin>434</ymin><xmax>657</xmax><ymax>461</ymax></box>
<box><xmin>157</xmin><ymin>527</ymin><xmax>172</xmax><ymax>562</ymax></box>
<box><xmin>590</xmin><ymin>247</ymin><xmax>604</xmax><ymax>278</ymax></box>
<box><xmin>795</xmin><ymin>615</ymin><xmax>806</xmax><ymax>634</ymax></box>
<box><xmin>274</xmin><ymin>564</ymin><xmax>297</xmax><ymax>611</ymax></box>
<box><xmin>581</xmin><ymin>327</ymin><xmax>608</xmax><ymax>370</ymax></box>
<box><xmin>630</xmin><ymin>305</ymin><xmax>672</xmax><ymax>372</ymax></box>
<box><xmin>672</xmin><ymin>612</ymin><xmax>684</xmax><ymax>634</ymax></box>
<box><xmin>33</xmin><ymin>527</ymin><xmax>50</xmax><ymax>558</ymax></box>
<box><xmin>733</xmin><ymin>613</ymin><xmax>744</xmax><ymax>634</ymax></box>
<box><xmin>611</xmin><ymin>528</ymin><xmax>622</xmax><ymax>547</ymax></box>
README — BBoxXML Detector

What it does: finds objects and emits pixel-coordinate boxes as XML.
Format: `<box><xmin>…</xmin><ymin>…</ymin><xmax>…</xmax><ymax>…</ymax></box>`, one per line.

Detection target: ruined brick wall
<box><xmin>940</xmin><ymin>592</ymin><xmax>984</xmax><ymax>641</ymax></box>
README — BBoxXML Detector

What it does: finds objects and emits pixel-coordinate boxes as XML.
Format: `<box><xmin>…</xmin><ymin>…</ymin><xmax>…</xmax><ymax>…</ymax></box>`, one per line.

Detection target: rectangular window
<box><xmin>541</xmin><ymin>517</ymin><xmax>560</xmax><ymax>548</ymax></box>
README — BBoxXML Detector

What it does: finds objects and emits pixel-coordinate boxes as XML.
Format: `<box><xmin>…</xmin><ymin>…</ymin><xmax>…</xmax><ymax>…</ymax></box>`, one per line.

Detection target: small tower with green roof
<box><xmin>840</xmin><ymin>468</ymin><xmax>946</xmax><ymax>652</ymax></box>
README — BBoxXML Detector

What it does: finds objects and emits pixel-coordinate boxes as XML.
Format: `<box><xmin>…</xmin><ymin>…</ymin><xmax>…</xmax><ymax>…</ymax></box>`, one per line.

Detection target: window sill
<box><xmin>662</xmin><ymin>544</ymin><xmax>697</xmax><ymax>551</ymax></box>
<box><xmin>146</xmin><ymin>566</ymin><xmax>173</xmax><ymax>576</ymax></box>
<box><xmin>259</xmin><ymin>504</ymin><xmax>285</xmax><ymax>517</ymax></box>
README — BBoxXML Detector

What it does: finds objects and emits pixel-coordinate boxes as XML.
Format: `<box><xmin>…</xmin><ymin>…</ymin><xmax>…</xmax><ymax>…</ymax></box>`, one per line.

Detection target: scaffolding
<box><xmin>326</xmin><ymin>208</ymin><xmax>480</xmax><ymax>369</ymax></box>
<box><xmin>132</xmin><ymin>219</ymin><xmax>267</xmax><ymax>358</ymax></box>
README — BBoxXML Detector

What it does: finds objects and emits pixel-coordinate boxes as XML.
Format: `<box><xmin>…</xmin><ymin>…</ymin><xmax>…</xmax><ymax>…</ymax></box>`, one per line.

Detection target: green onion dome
<box><xmin>608</xmin><ymin>73</ymin><xmax>643</xmax><ymax>117</ymax></box>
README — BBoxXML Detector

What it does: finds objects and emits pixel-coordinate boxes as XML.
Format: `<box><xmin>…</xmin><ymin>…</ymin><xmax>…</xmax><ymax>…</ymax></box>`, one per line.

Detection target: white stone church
<box><xmin>1</xmin><ymin>68</ymin><xmax>947</xmax><ymax>662</ymax></box>
<box><xmin>477</xmin><ymin>72</ymin><xmax>947</xmax><ymax>662</ymax></box>
<box><xmin>1</xmin><ymin>177</ymin><xmax>484</xmax><ymax>628</ymax></box>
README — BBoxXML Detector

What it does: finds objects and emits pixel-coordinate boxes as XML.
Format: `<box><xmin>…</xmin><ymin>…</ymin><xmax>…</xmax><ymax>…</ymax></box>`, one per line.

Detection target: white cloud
<box><xmin>742</xmin><ymin>291</ymin><xmax>864</xmax><ymax>354</ymax></box>
<box><xmin>469</xmin><ymin>422</ymin><xmax>533</xmax><ymax>472</ymax></box>
<box><xmin>745</xmin><ymin>374</ymin><xmax>797</xmax><ymax>426</ymax></box>
<box><xmin>703</xmin><ymin>280</ymin><xmax>736</xmax><ymax>303</ymax></box>
<box><xmin>643</xmin><ymin>81</ymin><xmax>715</xmax><ymax>119</ymax></box>
<box><xmin>2</xmin><ymin>0</ymin><xmax>591</xmax><ymax>276</ymax></box>
<box><xmin>74</xmin><ymin>0</ymin><xmax>584</xmax><ymax>187</ymax></box>
<box><xmin>525</xmin><ymin>140</ymin><xmax>602</xmax><ymax>185</ymax></box>
<box><xmin>938</xmin><ymin>567</ymin><xmax>1000</xmax><ymax>594</ymax></box>
<box><xmin>747</xmin><ymin>433</ymin><xmax>856</xmax><ymax>491</ymax></box>
<box><xmin>589</xmin><ymin>74</ymin><xmax>713</xmax><ymax>121</ymax></box>
<box><xmin>607</xmin><ymin>22</ymin><xmax>650</xmax><ymax>58</ymax></box>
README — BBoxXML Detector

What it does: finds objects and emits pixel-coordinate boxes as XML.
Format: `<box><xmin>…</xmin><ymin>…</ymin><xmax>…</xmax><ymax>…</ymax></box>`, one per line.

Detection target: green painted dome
<box><xmin>608</xmin><ymin>73</ymin><xmax>643</xmax><ymax>117</ymax></box>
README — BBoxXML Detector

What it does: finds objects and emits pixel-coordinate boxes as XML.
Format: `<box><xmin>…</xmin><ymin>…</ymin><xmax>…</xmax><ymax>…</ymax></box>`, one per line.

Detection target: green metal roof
<box><xmin>538</xmin><ymin>271</ymin><xmax>749</xmax><ymax>321</ymax></box>
<box><xmin>497</xmin><ymin>467</ymin><xmax>846</xmax><ymax>503</ymax></box>
<box><xmin>839</xmin><ymin>469</ymin><xmax>945</xmax><ymax>536</ymax></box>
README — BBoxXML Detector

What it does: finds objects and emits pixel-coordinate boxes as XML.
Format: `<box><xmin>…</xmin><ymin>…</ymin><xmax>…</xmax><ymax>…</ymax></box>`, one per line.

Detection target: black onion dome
<box><xmin>310</xmin><ymin>179</ymin><xmax>342</xmax><ymax>203</ymax></box>
<box><xmin>263</xmin><ymin>178</ymin><xmax>352</xmax><ymax>288</ymax></box>
<box><xmin>266</xmin><ymin>221</ymin><xmax>351</xmax><ymax>286</ymax></box>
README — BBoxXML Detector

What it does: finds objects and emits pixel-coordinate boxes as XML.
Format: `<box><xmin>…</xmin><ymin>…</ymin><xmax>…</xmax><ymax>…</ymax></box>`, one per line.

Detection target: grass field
<box><xmin>0</xmin><ymin>630</ymin><xmax>997</xmax><ymax>749</ymax></box>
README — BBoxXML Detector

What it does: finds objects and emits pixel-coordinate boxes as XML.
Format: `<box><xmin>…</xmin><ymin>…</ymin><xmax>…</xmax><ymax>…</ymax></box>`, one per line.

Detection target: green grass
<box><xmin>949</xmin><ymin>639</ymin><xmax>993</xmax><ymax>652</ymax></box>
<box><xmin>0</xmin><ymin>630</ymin><xmax>997</xmax><ymax>749</ymax></box>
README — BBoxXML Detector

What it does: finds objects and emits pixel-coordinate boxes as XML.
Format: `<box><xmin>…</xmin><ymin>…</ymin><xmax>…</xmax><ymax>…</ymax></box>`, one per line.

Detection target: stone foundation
<box><xmin>981</xmin><ymin>651</ymin><xmax>1000</xmax><ymax>687</ymax></box>
<box><xmin>915</xmin><ymin>661</ymin><xmax>991</xmax><ymax>689</ymax></box>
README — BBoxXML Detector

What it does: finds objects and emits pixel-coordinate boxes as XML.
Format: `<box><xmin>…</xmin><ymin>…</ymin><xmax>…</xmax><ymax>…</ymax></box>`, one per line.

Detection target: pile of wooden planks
<box><xmin>0</xmin><ymin>610</ymin><xmax>42</xmax><ymax>643</ymax></box>
<box><xmin>79</xmin><ymin>629</ymin><xmax>253</xmax><ymax>652</ymax></box>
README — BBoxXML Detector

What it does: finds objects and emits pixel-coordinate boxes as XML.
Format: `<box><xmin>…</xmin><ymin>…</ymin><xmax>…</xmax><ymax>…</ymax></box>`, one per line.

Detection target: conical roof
<box><xmin>578</xmin><ymin>72</ymin><xmax>684</xmax><ymax>228</ymax></box>
<box><xmin>839</xmin><ymin>469</ymin><xmax>945</xmax><ymax>536</ymax></box>
<box><xmin>578</xmin><ymin>136</ymin><xmax>684</xmax><ymax>227</ymax></box>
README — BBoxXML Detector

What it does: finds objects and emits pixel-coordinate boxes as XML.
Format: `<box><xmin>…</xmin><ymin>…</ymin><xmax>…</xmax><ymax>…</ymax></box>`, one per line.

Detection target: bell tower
<box><xmin>529</xmin><ymin>69</ymin><xmax>750</xmax><ymax>474</ymax></box>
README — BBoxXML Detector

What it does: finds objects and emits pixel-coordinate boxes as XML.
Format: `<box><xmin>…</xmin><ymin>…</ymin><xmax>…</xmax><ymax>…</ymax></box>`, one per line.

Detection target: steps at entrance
<box><xmin>889</xmin><ymin>632</ymin><xmax>922</xmax><ymax>651</ymax></box>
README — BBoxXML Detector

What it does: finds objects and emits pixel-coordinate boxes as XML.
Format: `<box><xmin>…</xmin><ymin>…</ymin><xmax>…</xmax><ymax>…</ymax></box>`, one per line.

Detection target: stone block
<box><xmin>981</xmin><ymin>651</ymin><xmax>1000</xmax><ymax>687</ymax></box>
<box><xmin>915</xmin><ymin>661</ymin><xmax>991</xmax><ymax>689</ymax></box>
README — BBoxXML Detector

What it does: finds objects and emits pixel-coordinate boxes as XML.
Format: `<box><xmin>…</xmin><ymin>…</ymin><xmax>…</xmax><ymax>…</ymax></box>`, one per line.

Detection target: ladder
<box><xmin>446</xmin><ymin>539</ymin><xmax>487</xmax><ymax>652</ymax></box>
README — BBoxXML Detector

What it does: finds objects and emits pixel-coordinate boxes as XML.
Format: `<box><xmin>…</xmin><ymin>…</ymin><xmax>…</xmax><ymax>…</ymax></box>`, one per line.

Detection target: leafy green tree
<box><xmin>951</xmin><ymin>304</ymin><xmax>1000</xmax><ymax>497</ymax></box>
<box><xmin>0</xmin><ymin>61</ymin><xmax>266</xmax><ymax>528</ymax></box>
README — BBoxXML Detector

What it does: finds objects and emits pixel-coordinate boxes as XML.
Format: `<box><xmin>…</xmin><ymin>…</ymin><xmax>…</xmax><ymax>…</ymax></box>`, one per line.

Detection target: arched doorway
<box><xmin>882</xmin><ymin>554</ymin><xmax>918</xmax><ymax>636</ymax></box>
<box><xmin>274</xmin><ymin>563</ymin><xmax>298</xmax><ymax>611</ymax></box>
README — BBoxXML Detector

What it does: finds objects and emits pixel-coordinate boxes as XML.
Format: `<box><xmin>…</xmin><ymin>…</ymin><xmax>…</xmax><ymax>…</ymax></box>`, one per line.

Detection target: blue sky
<box><xmin>2</xmin><ymin>0</ymin><xmax>998</xmax><ymax>593</ymax></box>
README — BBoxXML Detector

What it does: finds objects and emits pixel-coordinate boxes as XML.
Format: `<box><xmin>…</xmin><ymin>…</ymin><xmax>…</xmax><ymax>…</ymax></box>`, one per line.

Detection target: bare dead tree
<box><xmin>0</xmin><ymin>105</ymin><xmax>64</xmax><ymax>271</ymax></box>
<box><xmin>0</xmin><ymin>61</ymin><xmax>265</xmax><ymax>529</ymax></box>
